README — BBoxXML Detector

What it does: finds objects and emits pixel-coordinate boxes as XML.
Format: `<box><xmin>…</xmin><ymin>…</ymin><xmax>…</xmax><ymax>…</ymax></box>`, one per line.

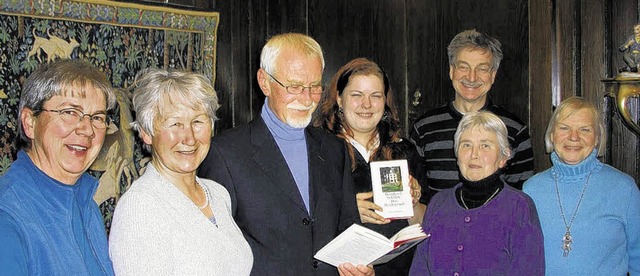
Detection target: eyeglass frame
<box><xmin>35</xmin><ymin>108</ymin><xmax>111</xmax><ymax>129</ymax></box>
<box><xmin>453</xmin><ymin>62</ymin><xmax>495</xmax><ymax>76</ymax></box>
<box><xmin>264</xmin><ymin>71</ymin><xmax>323</xmax><ymax>95</ymax></box>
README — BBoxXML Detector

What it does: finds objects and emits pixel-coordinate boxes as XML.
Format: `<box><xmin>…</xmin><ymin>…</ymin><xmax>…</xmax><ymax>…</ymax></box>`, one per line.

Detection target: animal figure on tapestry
<box><xmin>90</xmin><ymin>88</ymin><xmax>145</xmax><ymax>205</ymax></box>
<box><xmin>27</xmin><ymin>29</ymin><xmax>80</xmax><ymax>63</ymax></box>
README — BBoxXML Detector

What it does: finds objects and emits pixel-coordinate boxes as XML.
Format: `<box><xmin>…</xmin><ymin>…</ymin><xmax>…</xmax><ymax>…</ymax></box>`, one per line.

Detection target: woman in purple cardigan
<box><xmin>409</xmin><ymin>111</ymin><xmax>544</xmax><ymax>275</ymax></box>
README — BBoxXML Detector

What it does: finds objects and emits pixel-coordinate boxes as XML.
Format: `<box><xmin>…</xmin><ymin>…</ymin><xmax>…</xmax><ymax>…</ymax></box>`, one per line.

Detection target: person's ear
<box><xmin>257</xmin><ymin>68</ymin><xmax>271</xmax><ymax>97</ymax></box>
<box><xmin>21</xmin><ymin>108</ymin><xmax>37</xmax><ymax>140</ymax></box>
<box><xmin>139</xmin><ymin>128</ymin><xmax>153</xmax><ymax>147</ymax></box>
<box><xmin>499</xmin><ymin>149</ymin><xmax>511</xmax><ymax>168</ymax></box>
<box><xmin>449</xmin><ymin>65</ymin><xmax>455</xmax><ymax>80</ymax></box>
<box><xmin>337</xmin><ymin>94</ymin><xmax>343</xmax><ymax>109</ymax></box>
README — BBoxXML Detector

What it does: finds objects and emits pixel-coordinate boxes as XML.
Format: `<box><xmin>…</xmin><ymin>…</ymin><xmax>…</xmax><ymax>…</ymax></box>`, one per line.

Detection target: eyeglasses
<box><xmin>454</xmin><ymin>63</ymin><xmax>494</xmax><ymax>76</ymax></box>
<box><xmin>36</xmin><ymin>108</ymin><xmax>110</xmax><ymax>129</ymax></box>
<box><xmin>265</xmin><ymin>71</ymin><xmax>323</xmax><ymax>95</ymax></box>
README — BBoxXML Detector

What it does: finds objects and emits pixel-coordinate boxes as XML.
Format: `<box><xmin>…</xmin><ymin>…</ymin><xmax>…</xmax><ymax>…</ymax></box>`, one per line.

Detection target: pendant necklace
<box><xmin>554</xmin><ymin>170</ymin><xmax>593</xmax><ymax>257</ymax></box>
<box><xmin>460</xmin><ymin>188</ymin><xmax>500</xmax><ymax>210</ymax></box>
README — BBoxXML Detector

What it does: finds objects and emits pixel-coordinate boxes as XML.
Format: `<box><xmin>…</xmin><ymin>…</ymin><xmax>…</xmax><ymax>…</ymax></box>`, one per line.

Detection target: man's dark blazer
<box><xmin>198</xmin><ymin>117</ymin><xmax>360</xmax><ymax>276</ymax></box>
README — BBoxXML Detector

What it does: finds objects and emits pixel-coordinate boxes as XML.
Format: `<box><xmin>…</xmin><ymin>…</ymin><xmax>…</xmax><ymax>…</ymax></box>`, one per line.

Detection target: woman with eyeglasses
<box><xmin>0</xmin><ymin>59</ymin><xmax>116</xmax><ymax>275</ymax></box>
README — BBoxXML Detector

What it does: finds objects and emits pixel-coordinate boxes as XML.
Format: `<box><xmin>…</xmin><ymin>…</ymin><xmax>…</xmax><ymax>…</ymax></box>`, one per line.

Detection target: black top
<box><xmin>455</xmin><ymin>169</ymin><xmax>505</xmax><ymax>209</ymax></box>
<box><xmin>349</xmin><ymin>138</ymin><xmax>426</xmax><ymax>276</ymax></box>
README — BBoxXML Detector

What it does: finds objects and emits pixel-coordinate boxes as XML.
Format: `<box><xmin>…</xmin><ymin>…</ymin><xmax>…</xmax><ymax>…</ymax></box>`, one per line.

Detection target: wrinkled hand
<box><xmin>356</xmin><ymin>192</ymin><xmax>389</xmax><ymax>225</ymax></box>
<box><xmin>409</xmin><ymin>176</ymin><xmax>421</xmax><ymax>206</ymax></box>
<box><xmin>338</xmin><ymin>263</ymin><xmax>375</xmax><ymax>276</ymax></box>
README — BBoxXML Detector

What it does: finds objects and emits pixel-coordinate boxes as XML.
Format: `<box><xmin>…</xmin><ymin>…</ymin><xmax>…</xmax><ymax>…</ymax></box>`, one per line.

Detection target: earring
<box><xmin>339</xmin><ymin>106</ymin><xmax>344</xmax><ymax>114</ymax></box>
<box><xmin>381</xmin><ymin>111</ymin><xmax>388</xmax><ymax>121</ymax></box>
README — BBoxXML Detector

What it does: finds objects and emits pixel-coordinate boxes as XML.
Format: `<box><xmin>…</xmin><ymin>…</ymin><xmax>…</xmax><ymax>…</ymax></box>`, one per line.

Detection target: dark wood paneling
<box><xmin>309</xmin><ymin>0</ymin><xmax>407</xmax><ymax>130</ymax></box>
<box><xmin>406</xmin><ymin>0</ymin><xmax>530</xmax><ymax>160</ymax></box>
<box><xmin>529</xmin><ymin>0</ymin><xmax>554</xmax><ymax>171</ymax></box>
<box><xmin>212</xmin><ymin>0</ymin><xmax>242</xmax><ymax>132</ymax></box>
<box><xmin>406</xmin><ymin>0</ymin><xmax>446</xmax><ymax>124</ymax></box>
<box><xmin>213</xmin><ymin>0</ymin><xmax>638</xmax><ymax>181</ymax></box>
<box><xmin>556</xmin><ymin>0</ymin><xmax>579</xmax><ymax>100</ymax></box>
<box><xmin>608</xmin><ymin>0</ymin><xmax>640</xmax><ymax>182</ymax></box>
<box><xmin>530</xmin><ymin>0</ymin><xmax>640</xmax><ymax>180</ymax></box>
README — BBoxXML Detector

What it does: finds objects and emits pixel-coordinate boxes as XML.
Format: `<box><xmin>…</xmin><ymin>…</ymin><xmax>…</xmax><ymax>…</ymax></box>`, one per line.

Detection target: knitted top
<box><xmin>524</xmin><ymin>150</ymin><xmax>640</xmax><ymax>275</ymax></box>
<box><xmin>410</xmin><ymin>181</ymin><xmax>544</xmax><ymax>275</ymax></box>
<box><xmin>109</xmin><ymin>164</ymin><xmax>253</xmax><ymax>275</ymax></box>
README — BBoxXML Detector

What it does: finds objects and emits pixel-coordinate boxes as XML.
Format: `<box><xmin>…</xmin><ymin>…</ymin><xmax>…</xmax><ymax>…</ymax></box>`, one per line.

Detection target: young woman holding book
<box><xmin>313</xmin><ymin>57</ymin><xmax>426</xmax><ymax>275</ymax></box>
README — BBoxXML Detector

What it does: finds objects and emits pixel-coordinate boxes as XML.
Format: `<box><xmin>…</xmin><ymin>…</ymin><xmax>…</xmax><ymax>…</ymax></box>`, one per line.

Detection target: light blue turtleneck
<box><xmin>260</xmin><ymin>99</ymin><xmax>311</xmax><ymax>213</ymax></box>
<box><xmin>524</xmin><ymin>150</ymin><xmax>640</xmax><ymax>275</ymax></box>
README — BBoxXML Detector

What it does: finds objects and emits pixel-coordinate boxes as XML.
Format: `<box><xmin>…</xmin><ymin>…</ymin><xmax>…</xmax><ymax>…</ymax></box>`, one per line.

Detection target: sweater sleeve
<box><xmin>624</xmin><ymin>182</ymin><xmax>640</xmax><ymax>274</ymax></box>
<box><xmin>508</xmin><ymin>197</ymin><xmax>545</xmax><ymax>274</ymax></box>
<box><xmin>108</xmin><ymin>191</ymin><xmax>172</xmax><ymax>275</ymax></box>
<box><xmin>0</xmin><ymin>211</ymin><xmax>28</xmax><ymax>275</ymax></box>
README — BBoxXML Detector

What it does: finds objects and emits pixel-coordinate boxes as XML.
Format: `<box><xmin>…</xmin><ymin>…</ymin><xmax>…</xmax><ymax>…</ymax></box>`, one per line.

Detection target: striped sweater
<box><xmin>409</xmin><ymin>99</ymin><xmax>534</xmax><ymax>203</ymax></box>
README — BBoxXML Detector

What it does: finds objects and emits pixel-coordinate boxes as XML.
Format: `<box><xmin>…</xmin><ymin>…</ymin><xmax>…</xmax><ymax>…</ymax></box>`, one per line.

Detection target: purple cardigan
<box><xmin>409</xmin><ymin>184</ymin><xmax>544</xmax><ymax>275</ymax></box>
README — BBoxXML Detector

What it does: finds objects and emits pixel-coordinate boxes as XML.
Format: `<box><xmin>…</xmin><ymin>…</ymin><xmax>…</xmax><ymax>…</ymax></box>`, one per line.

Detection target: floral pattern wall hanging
<box><xmin>0</xmin><ymin>0</ymin><xmax>219</xmax><ymax>232</ymax></box>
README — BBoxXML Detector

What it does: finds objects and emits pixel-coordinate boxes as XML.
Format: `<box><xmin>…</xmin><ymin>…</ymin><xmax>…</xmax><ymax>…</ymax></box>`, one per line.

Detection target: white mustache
<box><xmin>287</xmin><ymin>101</ymin><xmax>317</xmax><ymax>111</ymax></box>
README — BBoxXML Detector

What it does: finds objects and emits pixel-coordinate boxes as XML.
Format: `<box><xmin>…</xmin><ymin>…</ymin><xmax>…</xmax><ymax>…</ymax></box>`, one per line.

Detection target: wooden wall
<box><xmin>213</xmin><ymin>0</ymin><xmax>529</xmax><ymax>152</ymax></box>
<box><xmin>211</xmin><ymin>0</ymin><xmax>639</xmax><ymax>182</ymax></box>
<box><xmin>530</xmin><ymin>0</ymin><xmax>640</xmax><ymax>182</ymax></box>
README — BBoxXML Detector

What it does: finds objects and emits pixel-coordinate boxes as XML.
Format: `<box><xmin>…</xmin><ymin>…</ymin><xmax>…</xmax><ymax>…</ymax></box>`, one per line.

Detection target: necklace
<box><xmin>460</xmin><ymin>188</ymin><xmax>500</xmax><ymax>210</ymax></box>
<box><xmin>554</xmin><ymin>170</ymin><xmax>593</xmax><ymax>257</ymax></box>
<box><xmin>196</xmin><ymin>181</ymin><xmax>210</xmax><ymax>210</ymax></box>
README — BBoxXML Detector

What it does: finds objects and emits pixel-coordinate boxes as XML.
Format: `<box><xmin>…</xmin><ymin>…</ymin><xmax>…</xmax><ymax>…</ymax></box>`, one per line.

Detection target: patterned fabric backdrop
<box><xmin>0</xmin><ymin>0</ymin><xmax>219</xmax><ymax>232</ymax></box>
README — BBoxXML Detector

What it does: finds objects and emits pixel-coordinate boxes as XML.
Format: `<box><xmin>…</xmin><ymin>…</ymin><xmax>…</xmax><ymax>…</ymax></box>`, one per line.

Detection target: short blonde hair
<box><xmin>544</xmin><ymin>97</ymin><xmax>606</xmax><ymax>156</ymax></box>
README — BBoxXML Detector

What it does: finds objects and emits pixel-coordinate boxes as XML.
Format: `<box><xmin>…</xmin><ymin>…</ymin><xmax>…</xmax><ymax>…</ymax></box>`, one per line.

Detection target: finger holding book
<box><xmin>357</xmin><ymin>192</ymin><xmax>390</xmax><ymax>224</ymax></box>
<box><xmin>338</xmin><ymin>263</ymin><xmax>375</xmax><ymax>276</ymax></box>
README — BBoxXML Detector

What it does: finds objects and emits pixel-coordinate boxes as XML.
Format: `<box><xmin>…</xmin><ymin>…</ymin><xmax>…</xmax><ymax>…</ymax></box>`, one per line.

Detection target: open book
<box><xmin>314</xmin><ymin>223</ymin><xmax>429</xmax><ymax>267</ymax></box>
<box><xmin>370</xmin><ymin>159</ymin><xmax>413</xmax><ymax>219</ymax></box>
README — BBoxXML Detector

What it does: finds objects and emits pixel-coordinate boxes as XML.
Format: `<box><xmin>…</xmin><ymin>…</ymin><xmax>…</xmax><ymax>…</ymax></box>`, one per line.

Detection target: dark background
<box><xmin>125</xmin><ymin>0</ymin><xmax>640</xmax><ymax>182</ymax></box>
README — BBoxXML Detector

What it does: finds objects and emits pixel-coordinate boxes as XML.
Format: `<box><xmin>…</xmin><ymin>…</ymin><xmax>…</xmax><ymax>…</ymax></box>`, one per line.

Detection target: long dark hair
<box><xmin>312</xmin><ymin>58</ymin><xmax>402</xmax><ymax>169</ymax></box>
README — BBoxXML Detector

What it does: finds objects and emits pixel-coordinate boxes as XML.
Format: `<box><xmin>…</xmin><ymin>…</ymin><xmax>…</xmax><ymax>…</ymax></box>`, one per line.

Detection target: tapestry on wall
<box><xmin>0</xmin><ymin>0</ymin><xmax>219</xmax><ymax>231</ymax></box>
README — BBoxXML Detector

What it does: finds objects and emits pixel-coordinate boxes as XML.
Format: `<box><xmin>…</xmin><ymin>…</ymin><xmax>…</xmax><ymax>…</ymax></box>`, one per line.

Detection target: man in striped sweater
<box><xmin>409</xmin><ymin>29</ymin><xmax>534</xmax><ymax>204</ymax></box>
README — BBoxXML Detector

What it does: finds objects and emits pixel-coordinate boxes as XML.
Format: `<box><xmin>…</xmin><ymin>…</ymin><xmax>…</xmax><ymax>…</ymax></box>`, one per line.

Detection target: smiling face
<box><xmin>22</xmin><ymin>86</ymin><xmax>107</xmax><ymax>184</ymax></box>
<box><xmin>450</xmin><ymin>48</ymin><xmax>497</xmax><ymax>110</ymax></box>
<box><xmin>551</xmin><ymin>108</ymin><xmax>597</xmax><ymax>165</ymax></box>
<box><xmin>258</xmin><ymin>47</ymin><xmax>323</xmax><ymax>128</ymax></box>
<box><xmin>457</xmin><ymin>127</ymin><xmax>508</xmax><ymax>181</ymax></box>
<box><xmin>337</xmin><ymin>75</ymin><xmax>386</xmax><ymax>142</ymax></box>
<box><xmin>141</xmin><ymin>104</ymin><xmax>212</xmax><ymax>177</ymax></box>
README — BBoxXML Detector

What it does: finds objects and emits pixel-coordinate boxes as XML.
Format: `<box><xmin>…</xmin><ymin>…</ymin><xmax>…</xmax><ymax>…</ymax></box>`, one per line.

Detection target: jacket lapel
<box><xmin>250</xmin><ymin>118</ymin><xmax>308</xmax><ymax>213</ymax></box>
<box><xmin>306</xmin><ymin>128</ymin><xmax>331</xmax><ymax>216</ymax></box>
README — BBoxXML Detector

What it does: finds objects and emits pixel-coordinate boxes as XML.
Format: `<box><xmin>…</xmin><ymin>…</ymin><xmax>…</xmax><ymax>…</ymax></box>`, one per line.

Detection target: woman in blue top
<box><xmin>0</xmin><ymin>60</ymin><xmax>116</xmax><ymax>275</ymax></box>
<box><xmin>523</xmin><ymin>97</ymin><xmax>640</xmax><ymax>275</ymax></box>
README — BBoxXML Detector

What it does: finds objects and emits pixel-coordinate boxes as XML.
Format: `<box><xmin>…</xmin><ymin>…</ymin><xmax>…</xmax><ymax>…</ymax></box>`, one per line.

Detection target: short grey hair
<box><xmin>130</xmin><ymin>68</ymin><xmax>219</xmax><ymax>152</ymax></box>
<box><xmin>544</xmin><ymin>97</ymin><xmax>606</xmax><ymax>156</ymax></box>
<box><xmin>454</xmin><ymin>111</ymin><xmax>511</xmax><ymax>159</ymax></box>
<box><xmin>17</xmin><ymin>59</ymin><xmax>116</xmax><ymax>150</ymax></box>
<box><xmin>447</xmin><ymin>29</ymin><xmax>503</xmax><ymax>70</ymax></box>
<box><xmin>260</xmin><ymin>33</ymin><xmax>325</xmax><ymax>75</ymax></box>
